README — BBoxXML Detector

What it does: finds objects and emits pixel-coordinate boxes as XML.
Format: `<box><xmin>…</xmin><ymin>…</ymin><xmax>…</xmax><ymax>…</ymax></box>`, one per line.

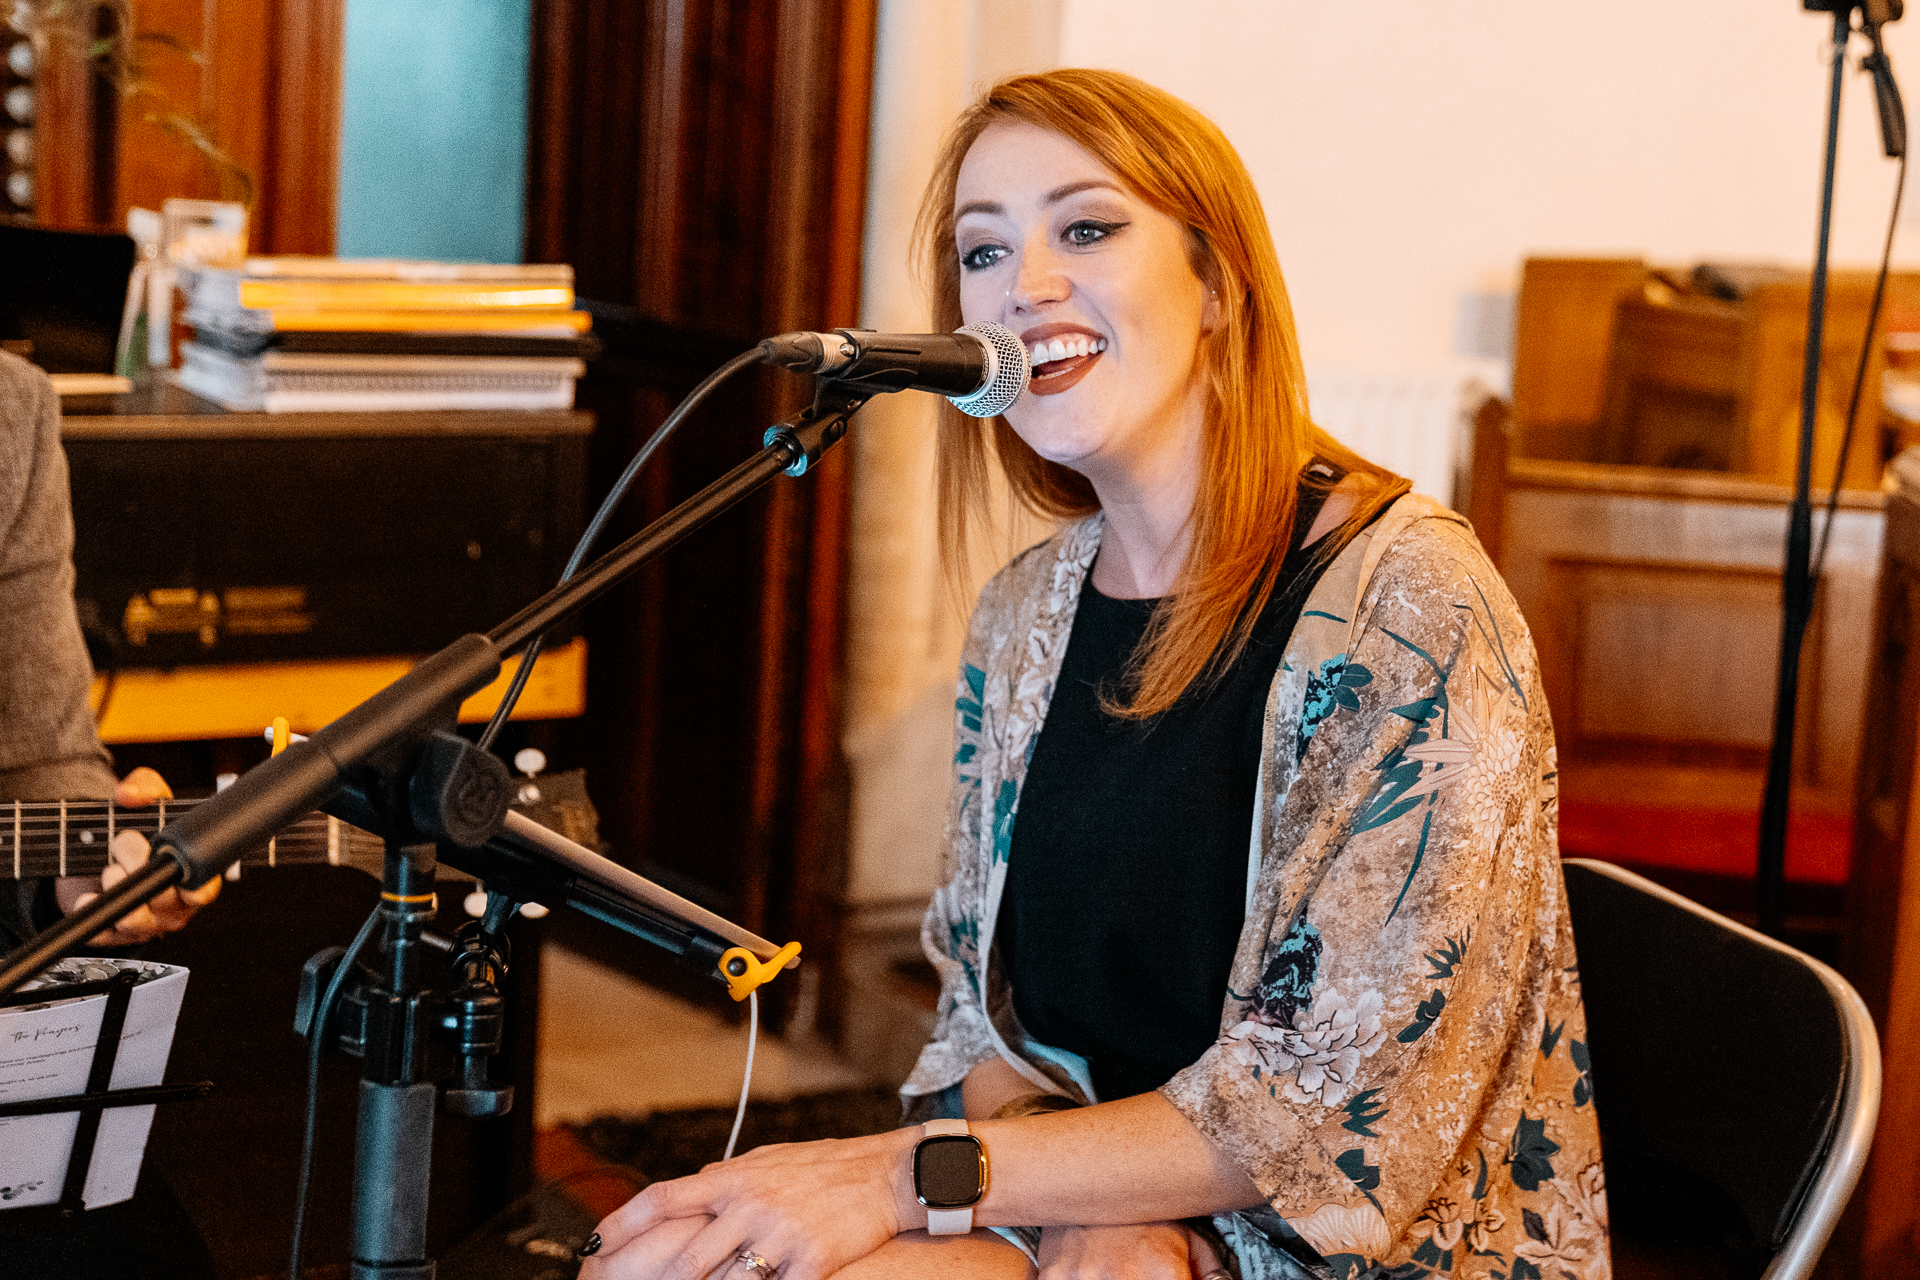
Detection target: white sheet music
<box><xmin>0</xmin><ymin>959</ymin><xmax>189</xmax><ymax>1210</ymax></box>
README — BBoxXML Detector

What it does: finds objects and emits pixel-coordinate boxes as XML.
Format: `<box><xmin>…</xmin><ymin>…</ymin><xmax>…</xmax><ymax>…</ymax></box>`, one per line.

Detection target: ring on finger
<box><xmin>735</xmin><ymin>1250</ymin><xmax>776</xmax><ymax>1277</ymax></box>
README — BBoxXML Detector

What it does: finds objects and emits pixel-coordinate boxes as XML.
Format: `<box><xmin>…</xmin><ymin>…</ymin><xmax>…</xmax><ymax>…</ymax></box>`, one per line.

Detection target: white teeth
<box><xmin>1026</xmin><ymin>335</ymin><xmax>1106</xmax><ymax>367</ymax></box>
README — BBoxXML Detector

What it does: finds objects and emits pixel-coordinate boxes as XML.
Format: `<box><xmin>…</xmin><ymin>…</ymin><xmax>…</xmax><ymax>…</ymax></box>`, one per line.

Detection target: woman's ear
<box><xmin>1200</xmin><ymin>276</ymin><xmax>1225</xmax><ymax>335</ymax></box>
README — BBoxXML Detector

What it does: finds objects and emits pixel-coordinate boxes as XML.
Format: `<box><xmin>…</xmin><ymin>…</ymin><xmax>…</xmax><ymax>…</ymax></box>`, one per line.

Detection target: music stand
<box><xmin>0</xmin><ymin>970</ymin><xmax>211</xmax><ymax>1215</ymax></box>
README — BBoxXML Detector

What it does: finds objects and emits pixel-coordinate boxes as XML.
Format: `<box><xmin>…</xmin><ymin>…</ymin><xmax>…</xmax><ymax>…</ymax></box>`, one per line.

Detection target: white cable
<box><xmin>723</xmin><ymin>989</ymin><xmax>758</xmax><ymax>1161</ymax></box>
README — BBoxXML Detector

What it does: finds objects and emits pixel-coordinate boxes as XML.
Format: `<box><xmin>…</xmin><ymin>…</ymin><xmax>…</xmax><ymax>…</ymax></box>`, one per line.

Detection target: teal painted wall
<box><xmin>336</xmin><ymin>0</ymin><xmax>531</xmax><ymax>263</ymax></box>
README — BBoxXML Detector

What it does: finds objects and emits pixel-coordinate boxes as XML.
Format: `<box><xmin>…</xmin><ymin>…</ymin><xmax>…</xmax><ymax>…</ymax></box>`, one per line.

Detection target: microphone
<box><xmin>758</xmin><ymin>322</ymin><xmax>1029</xmax><ymax>418</ymax></box>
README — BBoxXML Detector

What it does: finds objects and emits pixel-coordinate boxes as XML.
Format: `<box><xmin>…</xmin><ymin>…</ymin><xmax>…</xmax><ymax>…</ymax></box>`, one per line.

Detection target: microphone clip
<box><xmin>762</xmin><ymin>380</ymin><xmax>869</xmax><ymax>477</ymax></box>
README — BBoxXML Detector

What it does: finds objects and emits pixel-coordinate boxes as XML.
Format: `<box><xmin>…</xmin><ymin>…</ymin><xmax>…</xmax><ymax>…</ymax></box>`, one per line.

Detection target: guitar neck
<box><xmin>0</xmin><ymin>796</ymin><xmax>378</xmax><ymax>881</ymax></box>
<box><xmin>2</xmin><ymin>769</ymin><xmax>594</xmax><ymax>884</ymax></box>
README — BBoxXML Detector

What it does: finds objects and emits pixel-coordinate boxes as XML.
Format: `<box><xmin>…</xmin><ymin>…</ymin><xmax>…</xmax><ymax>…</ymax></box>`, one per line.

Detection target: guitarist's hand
<box><xmin>54</xmin><ymin>768</ymin><xmax>222</xmax><ymax>945</ymax></box>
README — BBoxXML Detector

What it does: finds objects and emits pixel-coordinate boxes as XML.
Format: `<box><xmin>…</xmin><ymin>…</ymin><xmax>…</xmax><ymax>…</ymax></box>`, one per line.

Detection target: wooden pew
<box><xmin>1511</xmin><ymin>257</ymin><xmax>1920</xmax><ymax>489</ymax></box>
<box><xmin>1511</xmin><ymin>257</ymin><xmax>1647</xmax><ymax>462</ymax></box>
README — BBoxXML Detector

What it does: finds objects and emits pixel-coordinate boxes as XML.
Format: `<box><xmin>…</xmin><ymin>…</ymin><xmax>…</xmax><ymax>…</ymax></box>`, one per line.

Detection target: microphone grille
<box><xmin>948</xmin><ymin>322</ymin><xmax>1029</xmax><ymax>418</ymax></box>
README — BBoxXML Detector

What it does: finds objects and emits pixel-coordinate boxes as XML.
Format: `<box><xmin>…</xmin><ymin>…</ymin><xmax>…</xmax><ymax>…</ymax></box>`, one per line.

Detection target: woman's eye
<box><xmin>1064</xmin><ymin>219</ymin><xmax>1126</xmax><ymax>247</ymax></box>
<box><xmin>959</xmin><ymin>243</ymin><xmax>1009</xmax><ymax>271</ymax></box>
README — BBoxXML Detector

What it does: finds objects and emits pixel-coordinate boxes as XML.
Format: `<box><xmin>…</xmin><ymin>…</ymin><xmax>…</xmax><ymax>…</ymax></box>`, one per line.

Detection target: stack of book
<box><xmin>175</xmin><ymin>257</ymin><xmax>596</xmax><ymax>412</ymax></box>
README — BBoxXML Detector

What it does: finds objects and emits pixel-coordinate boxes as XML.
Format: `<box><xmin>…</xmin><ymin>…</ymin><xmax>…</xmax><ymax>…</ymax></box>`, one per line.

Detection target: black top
<box><xmin>999</xmin><ymin>472</ymin><xmax>1355</xmax><ymax>1101</ymax></box>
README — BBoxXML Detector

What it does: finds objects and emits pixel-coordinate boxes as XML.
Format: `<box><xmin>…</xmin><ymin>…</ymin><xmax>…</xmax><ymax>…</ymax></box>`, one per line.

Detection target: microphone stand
<box><xmin>0</xmin><ymin>377</ymin><xmax>869</xmax><ymax>1279</ymax></box>
<box><xmin>1760</xmin><ymin>2</ymin><xmax>1904</xmax><ymax>938</ymax></box>
<box><xmin>0</xmin><ymin>379</ymin><xmax>865</xmax><ymax>992</ymax></box>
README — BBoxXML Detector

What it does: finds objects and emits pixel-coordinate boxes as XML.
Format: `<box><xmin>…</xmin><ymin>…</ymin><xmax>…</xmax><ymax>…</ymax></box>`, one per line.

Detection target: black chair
<box><xmin>1563</xmin><ymin>858</ymin><xmax>1880</xmax><ymax>1280</ymax></box>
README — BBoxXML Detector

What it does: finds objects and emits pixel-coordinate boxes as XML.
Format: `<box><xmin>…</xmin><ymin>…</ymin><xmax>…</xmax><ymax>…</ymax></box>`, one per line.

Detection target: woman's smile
<box><xmin>1022</xmin><ymin>322</ymin><xmax>1108</xmax><ymax>396</ymax></box>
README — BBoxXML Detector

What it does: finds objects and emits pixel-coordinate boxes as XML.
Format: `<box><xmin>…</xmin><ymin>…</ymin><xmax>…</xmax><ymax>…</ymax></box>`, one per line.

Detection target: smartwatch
<box><xmin>912</xmin><ymin>1118</ymin><xmax>988</xmax><ymax>1235</ymax></box>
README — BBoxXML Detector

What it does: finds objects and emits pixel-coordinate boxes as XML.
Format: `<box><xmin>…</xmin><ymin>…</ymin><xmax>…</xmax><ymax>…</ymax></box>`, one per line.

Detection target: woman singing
<box><xmin>582</xmin><ymin>68</ymin><xmax>1608</xmax><ymax>1280</ymax></box>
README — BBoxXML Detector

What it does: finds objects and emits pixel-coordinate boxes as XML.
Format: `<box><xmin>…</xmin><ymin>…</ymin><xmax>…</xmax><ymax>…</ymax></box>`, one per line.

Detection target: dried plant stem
<box><xmin>21</xmin><ymin>0</ymin><xmax>256</xmax><ymax>209</ymax></box>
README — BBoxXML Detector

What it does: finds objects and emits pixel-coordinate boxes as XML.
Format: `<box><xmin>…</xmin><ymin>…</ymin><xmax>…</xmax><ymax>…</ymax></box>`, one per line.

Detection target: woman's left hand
<box><xmin>583</xmin><ymin>1128</ymin><xmax>919</xmax><ymax>1280</ymax></box>
<box><xmin>578</xmin><ymin>1212</ymin><xmax>710</xmax><ymax>1280</ymax></box>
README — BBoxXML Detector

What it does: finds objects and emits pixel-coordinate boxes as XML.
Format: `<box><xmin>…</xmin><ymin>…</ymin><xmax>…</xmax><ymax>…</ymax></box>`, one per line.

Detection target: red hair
<box><xmin>916</xmin><ymin>69</ymin><xmax>1406</xmax><ymax>716</ymax></box>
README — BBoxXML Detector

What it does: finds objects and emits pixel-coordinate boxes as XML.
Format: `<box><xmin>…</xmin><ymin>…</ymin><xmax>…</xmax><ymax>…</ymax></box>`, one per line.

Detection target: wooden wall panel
<box><xmin>112</xmin><ymin>0</ymin><xmax>259</xmax><ymax>217</ymax></box>
<box><xmin>28</xmin><ymin>18</ymin><xmax>109</xmax><ymax>227</ymax></box>
<box><xmin>527</xmin><ymin>0</ymin><xmax>874</xmax><ymax>1031</ymax></box>
<box><xmin>27</xmin><ymin>0</ymin><xmax>338</xmax><ymax>252</ymax></box>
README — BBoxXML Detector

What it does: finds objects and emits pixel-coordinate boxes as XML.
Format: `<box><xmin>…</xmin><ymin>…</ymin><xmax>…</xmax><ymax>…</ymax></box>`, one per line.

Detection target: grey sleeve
<box><xmin>0</xmin><ymin>353</ymin><xmax>118</xmax><ymax>950</ymax></box>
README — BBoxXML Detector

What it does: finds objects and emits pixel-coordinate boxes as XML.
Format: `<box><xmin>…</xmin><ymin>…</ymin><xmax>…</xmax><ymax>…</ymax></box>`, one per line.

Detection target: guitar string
<box><xmin>0</xmin><ymin>792</ymin><xmax>567</xmax><ymax>875</ymax></box>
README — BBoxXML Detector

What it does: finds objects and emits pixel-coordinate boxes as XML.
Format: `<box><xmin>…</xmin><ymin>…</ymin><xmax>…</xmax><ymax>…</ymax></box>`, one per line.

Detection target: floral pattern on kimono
<box><xmin>904</xmin><ymin>494</ymin><xmax>1610</xmax><ymax>1280</ymax></box>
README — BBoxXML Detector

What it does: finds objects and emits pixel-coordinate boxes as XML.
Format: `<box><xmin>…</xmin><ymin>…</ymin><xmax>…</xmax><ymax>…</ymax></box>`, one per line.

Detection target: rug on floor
<box><xmin>568</xmin><ymin>1085</ymin><xmax>905</xmax><ymax>1184</ymax></box>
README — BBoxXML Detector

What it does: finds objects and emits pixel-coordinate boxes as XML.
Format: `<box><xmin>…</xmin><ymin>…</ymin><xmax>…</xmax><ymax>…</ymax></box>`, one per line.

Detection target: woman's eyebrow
<box><xmin>1044</xmin><ymin>179</ymin><xmax>1123</xmax><ymax>204</ymax></box>
<box><xmin>954</xmin><ymin>180</ymin><xmax>1124</xmax><ymax>222</ymax></box>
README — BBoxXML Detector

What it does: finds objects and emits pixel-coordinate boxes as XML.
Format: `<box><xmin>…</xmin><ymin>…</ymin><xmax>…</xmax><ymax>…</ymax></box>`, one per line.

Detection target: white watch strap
<box><xmin>926</xmin><ymin>1207</ymin><xmax>973</xmax><ymax>1235</ymax></box>
<box><xmin>922</xmin><ymin>1119</ymin><xmax>974</xmax><ymax>1235</ymax></box>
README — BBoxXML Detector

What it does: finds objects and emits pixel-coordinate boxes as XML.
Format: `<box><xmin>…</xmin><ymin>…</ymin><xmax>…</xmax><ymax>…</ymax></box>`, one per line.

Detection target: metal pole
<box><xmin>1759</xmin><ymin>7</ymin><xmax>1853</xmax><ymax>937</ymax></box>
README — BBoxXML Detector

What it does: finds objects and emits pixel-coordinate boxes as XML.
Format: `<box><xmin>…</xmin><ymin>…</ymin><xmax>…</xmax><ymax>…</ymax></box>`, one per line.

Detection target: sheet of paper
<box><xmin>0</xmin><ymin>958</ymin><xmax>189</xmax><ymax>1210</ymax></box>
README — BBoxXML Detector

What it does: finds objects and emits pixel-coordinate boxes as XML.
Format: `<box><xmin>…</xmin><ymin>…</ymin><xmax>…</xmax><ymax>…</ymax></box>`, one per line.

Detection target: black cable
<box><xmin>476</xmin><ymin>347</ymin><xmax>765</xmax><ymax>751</ymax></box>
<box><xmin>1811</xmin><ymin>147</ymin><xmax>1908</xmax><ymax>592</ymax></box>
<box><xmin>288</xmin><ymin>903</ymin><xmax>382</xmax><ymax>1280</ymax></box>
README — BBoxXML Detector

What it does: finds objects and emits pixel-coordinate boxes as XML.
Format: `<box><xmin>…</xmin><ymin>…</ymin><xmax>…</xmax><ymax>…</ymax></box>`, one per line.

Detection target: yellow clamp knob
<box><xmin>720</xmin><ymin>941</ymin><xmax>802</xmax><ymax>1002</ymax></box>
<box><xmin>270</xmin><ymin>716</ymin><xmax>292</xmax><ymax>757</ymax></box>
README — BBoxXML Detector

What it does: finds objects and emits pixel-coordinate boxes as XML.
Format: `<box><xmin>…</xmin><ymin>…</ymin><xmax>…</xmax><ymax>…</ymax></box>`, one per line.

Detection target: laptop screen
<box><xmin>0</xmin><ymin>223</ymin><xmax>137</xmax><ymax>375</ymax></box>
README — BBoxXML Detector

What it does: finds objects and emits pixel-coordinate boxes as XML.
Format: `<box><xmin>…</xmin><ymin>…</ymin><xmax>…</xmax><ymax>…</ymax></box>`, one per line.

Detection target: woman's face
<box><xmin>953</xmin><ymin>122</ymin><xmax>1216</xmax><ymax>488</ymax></box>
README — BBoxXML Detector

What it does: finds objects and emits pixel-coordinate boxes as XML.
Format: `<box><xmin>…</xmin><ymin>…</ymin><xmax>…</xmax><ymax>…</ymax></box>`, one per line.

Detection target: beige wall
<box><xmin>842</xmin><ymin>2</ymin><xmax>1918</xmax><ymax>913</ymax></box>
<box><xmin>1063</xmin><ymin>1</ymin><xmax>1920</xmax><ymax>373</ymax></box>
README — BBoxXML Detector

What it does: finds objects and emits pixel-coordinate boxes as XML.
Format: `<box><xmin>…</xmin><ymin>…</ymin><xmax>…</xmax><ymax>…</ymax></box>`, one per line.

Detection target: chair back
<box><xmin>1562</xmin><ymin>859</ymin><xmax>1879</xmax><ymax>1280</ymax></box>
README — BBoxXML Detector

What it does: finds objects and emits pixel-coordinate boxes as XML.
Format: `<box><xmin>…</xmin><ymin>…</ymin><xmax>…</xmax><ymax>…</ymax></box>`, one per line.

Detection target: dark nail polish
<box><xmin>578</xmin><ymin>1232</ymin><xmax>602</xmax><ymax>1258</ymax></box>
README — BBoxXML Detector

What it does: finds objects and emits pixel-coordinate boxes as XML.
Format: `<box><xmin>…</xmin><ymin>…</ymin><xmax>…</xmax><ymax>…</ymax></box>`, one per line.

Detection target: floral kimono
<box><xmin>903</xmin><ymin>494</ymin><xmax>1610</xmax><ymax>1280</ymax></box>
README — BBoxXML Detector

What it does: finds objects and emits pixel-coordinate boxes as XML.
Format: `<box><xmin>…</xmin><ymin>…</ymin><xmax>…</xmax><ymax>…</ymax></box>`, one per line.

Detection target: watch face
<box><xmin>914</xmin><ymin>1134</ymin><xmax>985</xmax><ymax>1209</ymax></box>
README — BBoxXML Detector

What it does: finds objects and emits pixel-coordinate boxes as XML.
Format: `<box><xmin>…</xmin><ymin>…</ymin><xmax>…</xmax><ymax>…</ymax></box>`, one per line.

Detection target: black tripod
<box><xmin>1759</xmin><ymin>0</ymin><xmax>1906</xmax><ymax>938</ymax></box>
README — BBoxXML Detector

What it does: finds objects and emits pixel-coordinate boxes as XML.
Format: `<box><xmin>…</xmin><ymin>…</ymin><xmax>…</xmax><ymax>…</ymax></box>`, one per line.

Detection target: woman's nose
<box><xmin>1009</xmin><ymin>240</ymin><xmax>1069</xmax><ymax>313</ymax></box>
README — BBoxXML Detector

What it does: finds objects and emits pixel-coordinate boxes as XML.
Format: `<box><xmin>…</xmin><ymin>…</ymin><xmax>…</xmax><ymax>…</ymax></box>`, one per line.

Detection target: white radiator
<box><xmin>1305</xmin><ymin>367</ymin><xmax>1498</xmax><ymax>509</ymax></box>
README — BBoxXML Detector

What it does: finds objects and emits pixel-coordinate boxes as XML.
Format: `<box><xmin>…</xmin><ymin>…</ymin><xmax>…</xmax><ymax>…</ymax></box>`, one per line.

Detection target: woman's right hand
<box><xmin>1036</xmin><ymin>1222</ymin><xmax>1206</xmax><ymax>1280</ymax></box>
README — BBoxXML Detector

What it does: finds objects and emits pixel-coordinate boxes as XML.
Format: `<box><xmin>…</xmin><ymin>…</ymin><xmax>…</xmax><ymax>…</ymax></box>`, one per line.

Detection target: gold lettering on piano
<box><xmin>221</xmin><ymin>587</ymin><xmax>315</xmax><ymax>637</ymax></box>
<box><xmin>120</xmin><ymin>586</ymin><xmax>314</xmax><ymax>648</ymax></box>
<box><xmin>122</xmin><ymin>589</ymin><xmax>220</xmax><ymax>647</ymax></box>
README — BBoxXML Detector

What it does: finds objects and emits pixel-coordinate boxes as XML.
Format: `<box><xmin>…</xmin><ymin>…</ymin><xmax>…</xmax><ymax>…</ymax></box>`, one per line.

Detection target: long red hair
<box><xmin>916</xmin><ymin>69</ymin><xmax>1407</xmax><ymax>717</ymax></box>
